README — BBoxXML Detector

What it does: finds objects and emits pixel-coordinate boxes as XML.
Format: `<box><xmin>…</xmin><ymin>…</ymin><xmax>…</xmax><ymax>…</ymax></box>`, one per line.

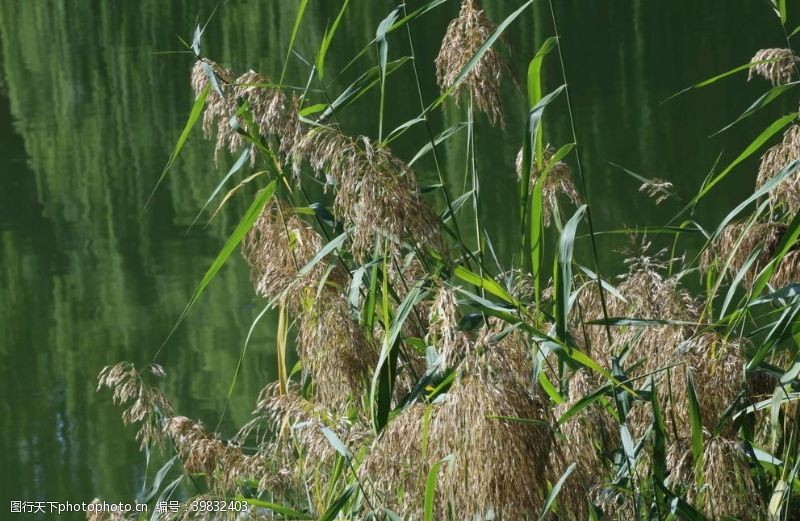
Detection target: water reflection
<box><xmin>0</xmin><ymin>0</ymin><xmax>793</xmax><ymax>517</ymax></box>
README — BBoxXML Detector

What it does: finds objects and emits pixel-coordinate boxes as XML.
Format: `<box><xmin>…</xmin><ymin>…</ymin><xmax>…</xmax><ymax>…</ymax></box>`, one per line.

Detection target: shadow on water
<box><xmin>0</xmin><ymin>1</ymin><xmax>793</xmax><ymax>517</ymax></box>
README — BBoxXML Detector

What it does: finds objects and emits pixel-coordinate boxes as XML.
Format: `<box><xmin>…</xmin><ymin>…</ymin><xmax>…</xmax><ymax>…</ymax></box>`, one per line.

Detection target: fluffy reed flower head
<box><xmin>163</xmin><ymin>416</ymin><xmax>228</xmax><ymax>477</ymax></box>
<box><xmin>516</xmin><ymin>146</ymin><xmax>582</xmax><ymax>226</ymax></box>
<box><xmin>242</xmin><ymin>199</ymin><xmax>346</xmax><ymax>308</ymax></box>
<box><xmin>667</xmin><ymin>437</ymin><xmax>763</xmax><ymax>518</ymax></box>
<box><xmin>772</xmin><ymin>249</ymin><xmax>800</xmax><ymax>288</ymax></box>
<box><xmin>700</xmin><ymin>221</ymin><xmax>786</xmax><ymax>284</ymax></box>
<box><xmin>244</xmin><ymin>384</ymin><xmax>371</xmax><ymax>508</ymax></box>
<box><xmin>656</xmin><ymin>333</ymin><xmax>745</xmax><ymax>437</ymax></box>
<box><xmin>191</xmin><ymin>61</ymin><xmax>303</xmax><ymax>164</ymax></box>
<box><xmin>748</xmin><ymin>48</ymin><xmax>800</xmax><ymax>86</ymax></box>
<box><xmin>757</xmin><ymin>124</ymin><xmax>800</xmax><ymax>214</ymax></box>
<box><xmin>554</xmin><ymin>369</ymin><xmax>619</xmax><ymax>500</ymax></box>
<box><xmin>638</xmin><ymin>178</ymin><xmax>674</xmax><ymax>205</ymax></box>
<box><xmin>576</xmin><ymin>243</ymin><xmax>698</xmax><ymax>374</ymax></box>
<box><xmin>97</xmin><ymin>362</ymin><xmax>172</xmax><ymax>449</ymax></box>
<box><xmin>233</xmin><ymin>71</ymin><xmax>304</xmax><ymax>158</ymax></box>
<box><xmin>362</xmin><ymin>366</ymin><xmax>557</xmax><ymax>519</ymax></box>
<box><xmin>191</xmin><ymin>59</ymin><xmax>240</xmax><ymax>163</ymax></box>
<box><xmin>435</xmin><ymin>0</ymin><xmax>506</xmax><ymax>126</ymax></box>
<box><xmin>426</xmin><ymin>284</ymin><xmax>473</xmax><ymax>368</ymax></box>
<box><xmin>297</xmin><ymin>291</ymin><xmax>378</xmax><ymax>410</ymax></box>
<box><xmin>291</xmin><ymin>127</ymin><xmax>442</xmax><ymax>260</ymax></box>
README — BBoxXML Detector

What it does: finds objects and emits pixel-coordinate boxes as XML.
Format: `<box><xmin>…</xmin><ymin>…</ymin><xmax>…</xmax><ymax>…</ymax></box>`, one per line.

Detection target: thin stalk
<box><xmin>467</xmin><ymin>97</ymin><xmax>486</xmax><ymax>302</ymax></box>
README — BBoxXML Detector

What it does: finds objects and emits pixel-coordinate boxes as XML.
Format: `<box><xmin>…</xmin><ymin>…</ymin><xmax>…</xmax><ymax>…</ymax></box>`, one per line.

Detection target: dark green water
<box><xmin>0</xmin><ymin>1</ymin><xmax>793</xmax><ymax>518</ymax></box>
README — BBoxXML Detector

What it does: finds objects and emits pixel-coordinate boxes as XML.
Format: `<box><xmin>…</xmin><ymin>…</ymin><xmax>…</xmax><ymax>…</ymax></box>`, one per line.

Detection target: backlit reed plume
<box><xmin>426</xmin><ymin>284</ymin><xmax>473</xmax><ymax>368</ymax></box>
<box><xmin>656</xmin><ymin>333</ymin><xmax>745</xmax><ymax>437</ymax></box>
<box><xmin>297</xmin><ymin>291</ymin><xmax>378</xmax><ymax>410</ymax></box>
<box><xmin>96</xmin><ymin>362</ymin><xmax>172</xmax><ymax>450</ymax></box>
<box><xmin>516</xmin><ymin>146</ymin><xmax>582</xmax><ymax>226</ymax></box>
<box><xmin>242</xmin><ymin>200</ymin><xmax>375</xmax><ymax>410</ymax></box>
<box><xmin>700</xmin><ymin>221</ymin><xmax>786</xmax><ymax>284</ymax></box>
<box><xmin>554</xmin><ymin>369</ymin><xmax>618</xmax><ymax>509</ymax></box>
<box><xmin>242</xmin><ymin>199</ymin><xmax>346</xmax><ymax>307</ymax></box>
<box><xmin>242</xmin><ymin>383</ymin><xmax>371</xmax><ymax>511</ymax></box>
<box><xmin>291</xmin><ymin>127</ymin><xmax>442</xmax><ymax>260</ymax></box>
<box><xmin>638</xmin><ymin>178</ymin><xmax>674</xmax><ymax>205</ymax></box>
<box><xmin>748</xmin><ymin>48</ymin><xmax>800</xmax><ymax>86</ymax></box>
<box><xmin>435</xmin><ymin>0</ymin><xmax>505</xmax><ymax>126</ymax></box>
<box><xmin>191</xmin><ymin>59</ymin><xmax>239</xmax><ymax>163</ymax></box>
<box><xmin>232</xmin><ymin>70</ymin><xmax>304</xmax><ymax>158</ymax></box>
<box><xmin>576</xmin><ymin>246</ymin><xmax>698</xmax><ymax>375</ymax></box>
<box><xmin>757</xmin><ymin>124</ymin><xmax>800</xmax><ymax>214</ymax></box>
<box><xmin>161</xmin><ymin>413</ymin><xmax>295</xmax><ymax>501</ymax></box>
<box><xmin>667</xmin><ymin>436</ymin><xmax>763</xmax><ymax>519</ymax></box>
<box><xmin>192</xmin><ymin>61</ymin><xmax>303</xmax><ymax>164</ymax></box>
<box><xmin>772</xmin><ymin>248</ymin><xmax>800</xmax><ymax>288</ymax></box>
<box><xmin>361</xmin><ymin>328</ymin><xmax>562</xmax><ymax>520</ymax></box>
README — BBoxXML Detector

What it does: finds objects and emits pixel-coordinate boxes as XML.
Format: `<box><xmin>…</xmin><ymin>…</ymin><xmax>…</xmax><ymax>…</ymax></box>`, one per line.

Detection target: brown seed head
<box><xmin>516</xmin><ymin>146</ymin><xmax>582</xmax><ymax>226</ymax></box>
<box><xmin>292</xmin><ymin>127</ymin><xmax>442</xmax><ymax>260</ymax></box>
<box><xmin>748</xmin><ymin>48</ymin><xmax>799</xmax><ymax>86</ymax></box>
<box><xmin>758</xmin><ymin>124</ymin><xmax>800</xmax><ymax>214</ymax></box>
<box><xmin>435</xmin><ymin>0</ymin><xmax>506</xmax><ymax>126</ymax></box>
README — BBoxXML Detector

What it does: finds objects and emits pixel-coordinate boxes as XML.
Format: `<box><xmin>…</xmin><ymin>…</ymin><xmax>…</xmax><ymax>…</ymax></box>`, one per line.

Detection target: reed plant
<box><xmin>95</xmin><ymin>1</ymin><xmax>800</xmax><ymax>519</ymax></box>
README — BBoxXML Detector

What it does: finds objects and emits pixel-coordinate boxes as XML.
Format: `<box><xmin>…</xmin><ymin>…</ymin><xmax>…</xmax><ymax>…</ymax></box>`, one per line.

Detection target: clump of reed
<box><xmin>94</xmin><ymin>3</ymin><xmax>800</xmax><ymax>519</ymax></box>
<box><xmin>435</xmin><ymin>0</ymin><xmax>506</xmax><ymax>126</ymax></box>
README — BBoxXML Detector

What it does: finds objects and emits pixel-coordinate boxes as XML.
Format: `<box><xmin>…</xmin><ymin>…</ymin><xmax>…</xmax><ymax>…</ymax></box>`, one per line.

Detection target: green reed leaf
<box><xmin>318</xmin><ymin>484</ymin><xmax>356</xmax><ymax>521</ymax></box>
<box><xmin>280</xmin><ymin>0</ymin><xmax>309</xmax><ymax>85</ymax></box>
<box><xmin>450</xmin><ymin>0</ymin><xmax>535</xmax><ymax>89</ymax></box>
<box><xmin>712</xmin><ymin>82</ymin><xmax>798</xmax><ymax>136</ymax></box>
<box><xmin>158</xmin><ymin>180</ymin><xmax>277</xmax><ymax>353</ymax></box>
<box><xmin>424</xmin><ymin>456</ymin><xmax>452</xmax><ymax>521</ymax></box>
<box><xmin>316</xmin><ymin>0</ymin><xmax>349</xmax><ymax>80</ymax></box>
<box><xmin>538</xmin><ymin>463</ymin><xmax>576</xmax><ymax>520</ymax></box>
<box><xmin>695</xmin><ymin>113</ymin><xmax>797</xmax><ymax>203</ymax></box>
<box><xmin>146</xmin><ymin>84</ymin><xmax>209</xmax><ymax>206</ymax></box>
<box><xmin>453</xmin><ymin>265</ymin><xmax>518</xmax><ymax>306</ymax></box>
<box><xmin>555</xmin><ymin>205</ymin><xmax>587</xmax><ymax>340</ymax></box>
<box><xmin>686</xmin><ymin>371</ymin><xmax>704</xmax><ymax>486</ymax></box>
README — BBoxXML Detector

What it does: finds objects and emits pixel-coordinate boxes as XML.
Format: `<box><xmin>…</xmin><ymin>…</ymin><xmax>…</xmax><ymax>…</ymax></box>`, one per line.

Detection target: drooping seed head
<box><xmin>516</xmin><ymin>146</ymin><xmax>582</xmax><ymax>226</ymax></box>
<box><xmin>748</xmin><ymin>48</ymin><xmax>799</xmax><ymax>86</ymax></box>
<box><xmin>435</xmin><ymin>0</ymin><xmax>506</xmax><ymax>126</ymax></box>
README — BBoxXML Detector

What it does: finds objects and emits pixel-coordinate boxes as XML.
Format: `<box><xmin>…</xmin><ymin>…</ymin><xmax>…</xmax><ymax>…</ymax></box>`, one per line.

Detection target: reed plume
<box><xmin>242</xmin><ymin>199</ymin><xmax>346</xmax><ymax>307</ymax></box>
<box><xmin>297</xmin><ymin>291</ymin><xmax>378</xmax><ymax>410</ymax></box>
<box><xmin>362</xmin><ymin>325</ymin><xmax>560</xmax><ymax>519</ymax></box>
<box><xmin>658</xmin><ymin>333</ymin><xmax>745</xmax><ymax>437</ymax></box>
<box><xmin>757</xmin><ymin>124</ymin><xmax>800</xmax><ymax>214</ymax></box>
<box><xmin>435</xmin><ymin>0</ymin><xmax>506</xmax><ymax>126</ymax></box>
<box><xmin>700</xmin><ymin>221</ymin><xmax>786</xmax><ymax>284</ymax></box>
<box><xmin>516</xmin><ymin>146</ymin><xmax>582</xmax><ymax>226</ymax></box>
<box><xmin>426</xmin><ymin>284</ymin><xmax>473</xmax><ymax>369</ymax></box>
<box><xmin>190</xmin><ymin>59</ymin><xmax>240</xmax><ymax>163</ymax></box>
<box><xmin>96</xmin><ymin>362</ymin><xmax>172</xmax><ymax>450</ymax></box>
<box><xmin>667</xmin><ymin>436</ymin><xmax>763</xmax><ymax>519</ymax></box>
<box><xmin>748</xmin><ymin>48</ymin><xmax>800</xmax><ymax>86</ymax></box>
<box><xmin>291</xmin><ymin>127</ymin><xmax>442</xmax><ymax>260</ymax></box>
<box><xmin>638</xmin><ymin>178</ymin><xmax>674</xmax><ymax>205</ymax></box>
